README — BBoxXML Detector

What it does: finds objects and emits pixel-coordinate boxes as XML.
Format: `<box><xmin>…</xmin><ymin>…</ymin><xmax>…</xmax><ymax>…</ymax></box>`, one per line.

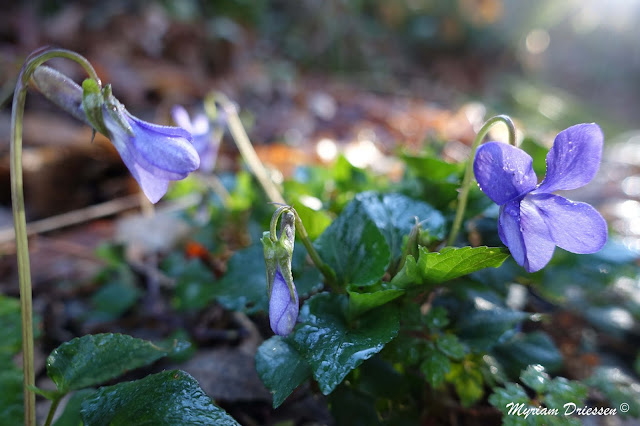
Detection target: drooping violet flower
<box><xmin>262</xmin><ymin>209</ymin><xmax>299</xmax><ymax>336</ymax></box>
<box><xmin>171</xmin><ymin>105</ymin><xmax>222</xmax><ymax>173</ymax></box>
<box><xmin>269</xmin><ymin>267</ymin><xmax>299</xmax><ymax>336</ymax></box>
<box><xmin>31</xmin><ymin>66</ymin><xmax>199</xmax><ymax>203</ymax></box>
<box><xmin>473</xmin><ymin>123</ymin><xmax>607</xmax><ymax>272</ymax></box>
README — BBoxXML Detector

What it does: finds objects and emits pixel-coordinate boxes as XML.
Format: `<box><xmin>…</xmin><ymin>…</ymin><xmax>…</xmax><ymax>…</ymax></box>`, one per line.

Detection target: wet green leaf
<box><xmin>520</xmin><ymin>365</ymin><xmax>550</xmax><ymax>394</ymax></box>
<box><xmin>416</xmin><ymin>246</ymin><xmax>510</xmax><ymax>284</ymax></box>
<box><xmin>314</xmin><ymin>198</ymin><xmax>391</xmax><ymax>288</ymax></box>
<box><xmin>355</xmin><ymin>191</ymin><xmax>446</xmax><ymax>261</ymax></box>
<box><xmin>291</xmin><ymin>293</ymin><xmax>399</xmax><ymax>394</ymax></box>
<box><xmin>391</xmin><ymin>246</ymin><xmax>509</xmax><ymax>288</ymax></box>
<box><xmin>80</xmin><ymin>370</ymin><xmax>239</xmax><ymax>425</ymax></box>
<box><xmin>542</xmin><ymin>376</ymin><xmax>587</xmax><ymax>411</ymax></box>
<box><xmin>348</xmin><ymin>287</ymin><xmax>405</xmax><ymax>319</ymax></box>
<box><xmin>255</xmin><ymin>336</ymin><xmax>311</xmax><ymax>408</ymax></box>
<box><xmin>488</xmin><ymin>382</ymin><xmax>531</xmax><ymax>426</ymax></box>
<box><xmin>46</xmin><ymin>333</ymin><xmax>181</xmax><ymax>393</ymax></box>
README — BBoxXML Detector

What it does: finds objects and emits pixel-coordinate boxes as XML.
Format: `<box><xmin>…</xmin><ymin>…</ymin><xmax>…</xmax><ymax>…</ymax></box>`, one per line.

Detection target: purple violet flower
<box><xmin>269</xmin><ymin>267</ymin><xmax>299</xmax><ymax>336</ymax></box>
<box><xmin>102</xmin><ymin>102</ymin><xmax>200</xmax><ymax>203</ymax></box>
<box><xmin>31</xmin><ymin>66</ymin><xmax>200</xmax><ymax>204</ymax></box>
<box><xmin>171</xmin><ymin>105</ymin><xmax>221</xmax><ymax>173</ymax></box>
<box><xmin>473</xmin><ymin>123</ymin><xmax>608</xmax><ymax>272</ymax></box>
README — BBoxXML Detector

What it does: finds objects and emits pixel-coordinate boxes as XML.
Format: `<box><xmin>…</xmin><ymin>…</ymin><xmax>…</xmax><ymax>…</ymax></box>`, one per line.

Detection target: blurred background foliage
<box><xmin>7</xmin><ymin>0</ymin><xmax>640</xmax><ymax>132</ymax></box>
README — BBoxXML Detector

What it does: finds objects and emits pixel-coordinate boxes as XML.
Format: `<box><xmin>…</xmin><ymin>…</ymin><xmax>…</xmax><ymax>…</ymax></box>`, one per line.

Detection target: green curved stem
<box><xmin>206</xmin><ymin>93</ymin><xmax>285</xmax><ymax>205</ymax></box>
<box><xmin>292</xmin><ymin>211</ymin><xmax>339</xmax><ymax>291</ymax></box>
<box><xmin>205</xmin><ymin>93</ymin><xmax>337</xmax><ymax>288</ymax></box>
<box><xmin>11</xmin><ymin>47</ymin><xmax>100</xmax><ymax>426</ymax></box>
<box><xmin>43</xmin><ymin>396</ymin><xmax>62</xmax><ymax>426</ymax></box>
<box><xmin>446</xmin><ymin>115</ymin><xmax>516</xmax><ymax>247</ymax></box>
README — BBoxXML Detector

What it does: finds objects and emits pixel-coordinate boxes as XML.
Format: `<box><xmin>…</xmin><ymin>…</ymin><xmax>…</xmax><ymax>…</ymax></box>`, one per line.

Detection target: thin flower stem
<box><xmin>446</xmin><ymin>115</ymin><xmax>516</xmax><ymax>246</ymax></box>
<box><xmin>207</xmin><ymin>93</ymin><xmax>286</xmax><ymax>205</ymax></box>
<box><xmin>270</xmin><ymin>205</ymin><xmax>289</xmax><ymax>242</ymax></box>
<box><xmin>293</xmin><ymin>212</ymin><xmax>339</xmax><ymax>291</ymax></box>
<box><xmin>11</xmin><ymin>47</ymin><xmax>100</xmax><ymax>426</ymax></box>
<box><xmin>205</xmin><ymin>94</ymin><xmax>337</xmax><ymax>287</ymax></box>
<box><xmin>43</xmin><ymin>396</ymin><xmax>62</xmax><ymax>426</ymax></box>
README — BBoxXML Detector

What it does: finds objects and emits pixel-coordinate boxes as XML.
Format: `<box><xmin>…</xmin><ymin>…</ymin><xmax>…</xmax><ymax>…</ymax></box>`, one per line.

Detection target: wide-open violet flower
<box><xmin>269</xmin><ymin>267</ymin><xmax>299</xmax><ymax>336</ymax></box>
<box><xmin>171</xmin><ymin>105</ymin><xmax>221</xmax><ymax>173</ymax></box>
<box><xmin>473</xmin><ymin>123</ymin><xmax>607</xmax><ymax>272</ymax></box>
<box><xmin>32</xmin><ymin>66</ymin><xmax>199</xmax><ymax>203</ymax></box>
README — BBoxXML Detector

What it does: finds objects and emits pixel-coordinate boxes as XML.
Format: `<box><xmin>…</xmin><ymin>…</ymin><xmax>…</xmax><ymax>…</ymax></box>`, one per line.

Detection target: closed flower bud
<box><xmin>262</xmin><ymin>208</ymin><xmax>299</xmax><ymax>336</ymax></box>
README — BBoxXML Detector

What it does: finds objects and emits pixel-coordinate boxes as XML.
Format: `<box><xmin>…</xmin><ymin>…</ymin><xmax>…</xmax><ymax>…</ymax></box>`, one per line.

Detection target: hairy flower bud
<box><xmin>31</xmin><ymin>65</ymin><xmax>199</xmax><ymax>203</ymax></box>
<box><xmin>262</xmin><ymin>208</ymin><xmax>299</xmax><ymax>336</ymax></box>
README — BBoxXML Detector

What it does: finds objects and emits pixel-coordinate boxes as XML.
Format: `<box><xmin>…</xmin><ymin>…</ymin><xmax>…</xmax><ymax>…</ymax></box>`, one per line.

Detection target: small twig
<box><xmin>0</xmin><ymin>194</ymin><xmax>142</xmax><ymax>245</ymax></box>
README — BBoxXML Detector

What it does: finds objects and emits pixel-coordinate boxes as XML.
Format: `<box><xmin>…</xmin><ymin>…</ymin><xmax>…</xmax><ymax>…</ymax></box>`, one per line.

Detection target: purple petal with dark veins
<box><xmin>269</xmin><ymin>268</ymin><xmax>299</xmax><ymax>336</ymax></box>
<box><xmin>499</xmin><ymin>198</ymin><xmax>556</xmax><ymax>273</ymax></box>
<box><xmin>537</xmin><ymin>123</ymin><xmax>603</xmax><ymax>193</ymax></box>
<box><xmin>527</xmin><ymin>193</ymin><xmax>607</xmax><ymax>254</ymax></box>
<box><xmin>474</xmin><ymin>142</ymin><xmax>538</xmax><ymax>205</ymax></box>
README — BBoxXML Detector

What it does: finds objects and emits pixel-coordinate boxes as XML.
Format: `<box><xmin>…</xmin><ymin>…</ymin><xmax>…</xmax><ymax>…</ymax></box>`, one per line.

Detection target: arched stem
<box><xmin>446</xmin><ymin>115</ymin><xmax>516</xmax><ymax>246</ymax></box>
<box><xmin>11</xmin><ymin>47</ymin><xmax>100</xmax><ymax>426</ymax></box>
<box><xmin>206</xmin><ymin>93</ymin><xmax>337</xmax><ymax>288</ymax></box>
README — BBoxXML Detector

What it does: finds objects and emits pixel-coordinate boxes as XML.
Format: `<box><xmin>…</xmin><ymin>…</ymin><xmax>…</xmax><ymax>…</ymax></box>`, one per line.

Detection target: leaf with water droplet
<box><xmin>80</xmin><ymin>370</ymin><xmax>239</xmax><ymax>425</ymax></box>
<box><xmin>391</xmin><ymin>246</ymin><xmax>510</xmax><ymax>288</ymax></box>
<box><xmin>314</xmin><ymin>197</ymin><xmax>391</xmax><ymax>288</ymax></box>
<box><xmin>255</xmin><ymin>336</ymin><xmax>311</xmax><ymax>408</ymax></box>
<box><xmin>290</xmin><ymin>293</ymin><xmax>399</xmax><ymax>394</ymax></box>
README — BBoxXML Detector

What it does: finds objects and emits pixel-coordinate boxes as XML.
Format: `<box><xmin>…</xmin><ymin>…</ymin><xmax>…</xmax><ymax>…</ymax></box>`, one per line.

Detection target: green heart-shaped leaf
<box><xmin>80</xmin><ymin>370</ymin><xmax>239</xmax><ymax>425</ymax></box>
<box><xmin>291</xmin><ymin>293</ymin><xmax>399</xmax><ymax>394</ymax></box>
<box><xmin>46</xmin><ymin>333</ymin><xmax>184</xmax><ymax>393</ymax></box>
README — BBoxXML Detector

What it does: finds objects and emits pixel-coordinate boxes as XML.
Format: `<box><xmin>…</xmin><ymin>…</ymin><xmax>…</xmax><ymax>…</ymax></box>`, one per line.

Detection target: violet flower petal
<box><xmin>474</xmin><ymin>142</ymin><xmax>538</xmax><ymax>205</ymax></box>
<box><xmin>269</xmin><ymin>268</ymin><xmax>299</xmax><ymax>336</ymax></box>
<box><xmin>170</xmin><ymin>105</ymin><xmax>192</xmax><ymax>130</ymax></box>
<box><xmin>171</xmin><ymin>106</ymin><xmax>218</xmax><ymax>173</ymax></box>
<box><xmin>498</xmin><ymin>200</ymin><xmax>526</xmax><ymax>267</ymax></box>
<box><xmin>102</xmin><ymin>107</ymin><xmax>199</xmax><ymax>203</ymax></box>
<box><xmin>499</xmin><ymin>198</ymin><xmax>556</xmax><ymax>273</ymax></box>
<box><xmin>127</xmin><ymin>116</ymin><xmax>200</xmax><ymax>178</ymax></box>
<box><xmin>537</xmin><ymin>123</ymin><xmax>603</xmax><ymax>193</ymax></box>
<box><xmin>191</xmin><ymin>114</ymin><xmax>210</xmax><ymax>134</ymax></box>
<box><xmin>527</xmin><ymin>193</ymin><xmax>608</xmax><ymax>254</ymax></box>
<box><xmin>125</xmin><ymin>159</ymin><xmax>170</xmax><ymax>204</ymax></box>
<box><xmin>519</xmin><ymin>196</ymin><xmax>557</xmax><ymax>272</ymax></box>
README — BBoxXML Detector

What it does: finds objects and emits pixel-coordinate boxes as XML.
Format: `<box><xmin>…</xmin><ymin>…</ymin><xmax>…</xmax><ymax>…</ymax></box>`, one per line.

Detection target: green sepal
<box><xmin>261</xmin><ymin>231</ymin><xmax>277</xmax><ymax>297</ymax></box>
<box><xmin>81</xmin><ymin>79</ymin><xmax>108</xmax><ymax>136</ymax></box>
<box><xmin>276</xmin><ymin>210</ymin><xmax>296</xmax><ymax>301</ymax></box>
<box><xmin>262</xmin><ymin>208</ymin><xmax>297</xmax><ymax>302</ymax></box>
<box><xmin>102</xmin><ymin>84</ymin><xmax>134</xmax><ymax>136</ymax></box>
